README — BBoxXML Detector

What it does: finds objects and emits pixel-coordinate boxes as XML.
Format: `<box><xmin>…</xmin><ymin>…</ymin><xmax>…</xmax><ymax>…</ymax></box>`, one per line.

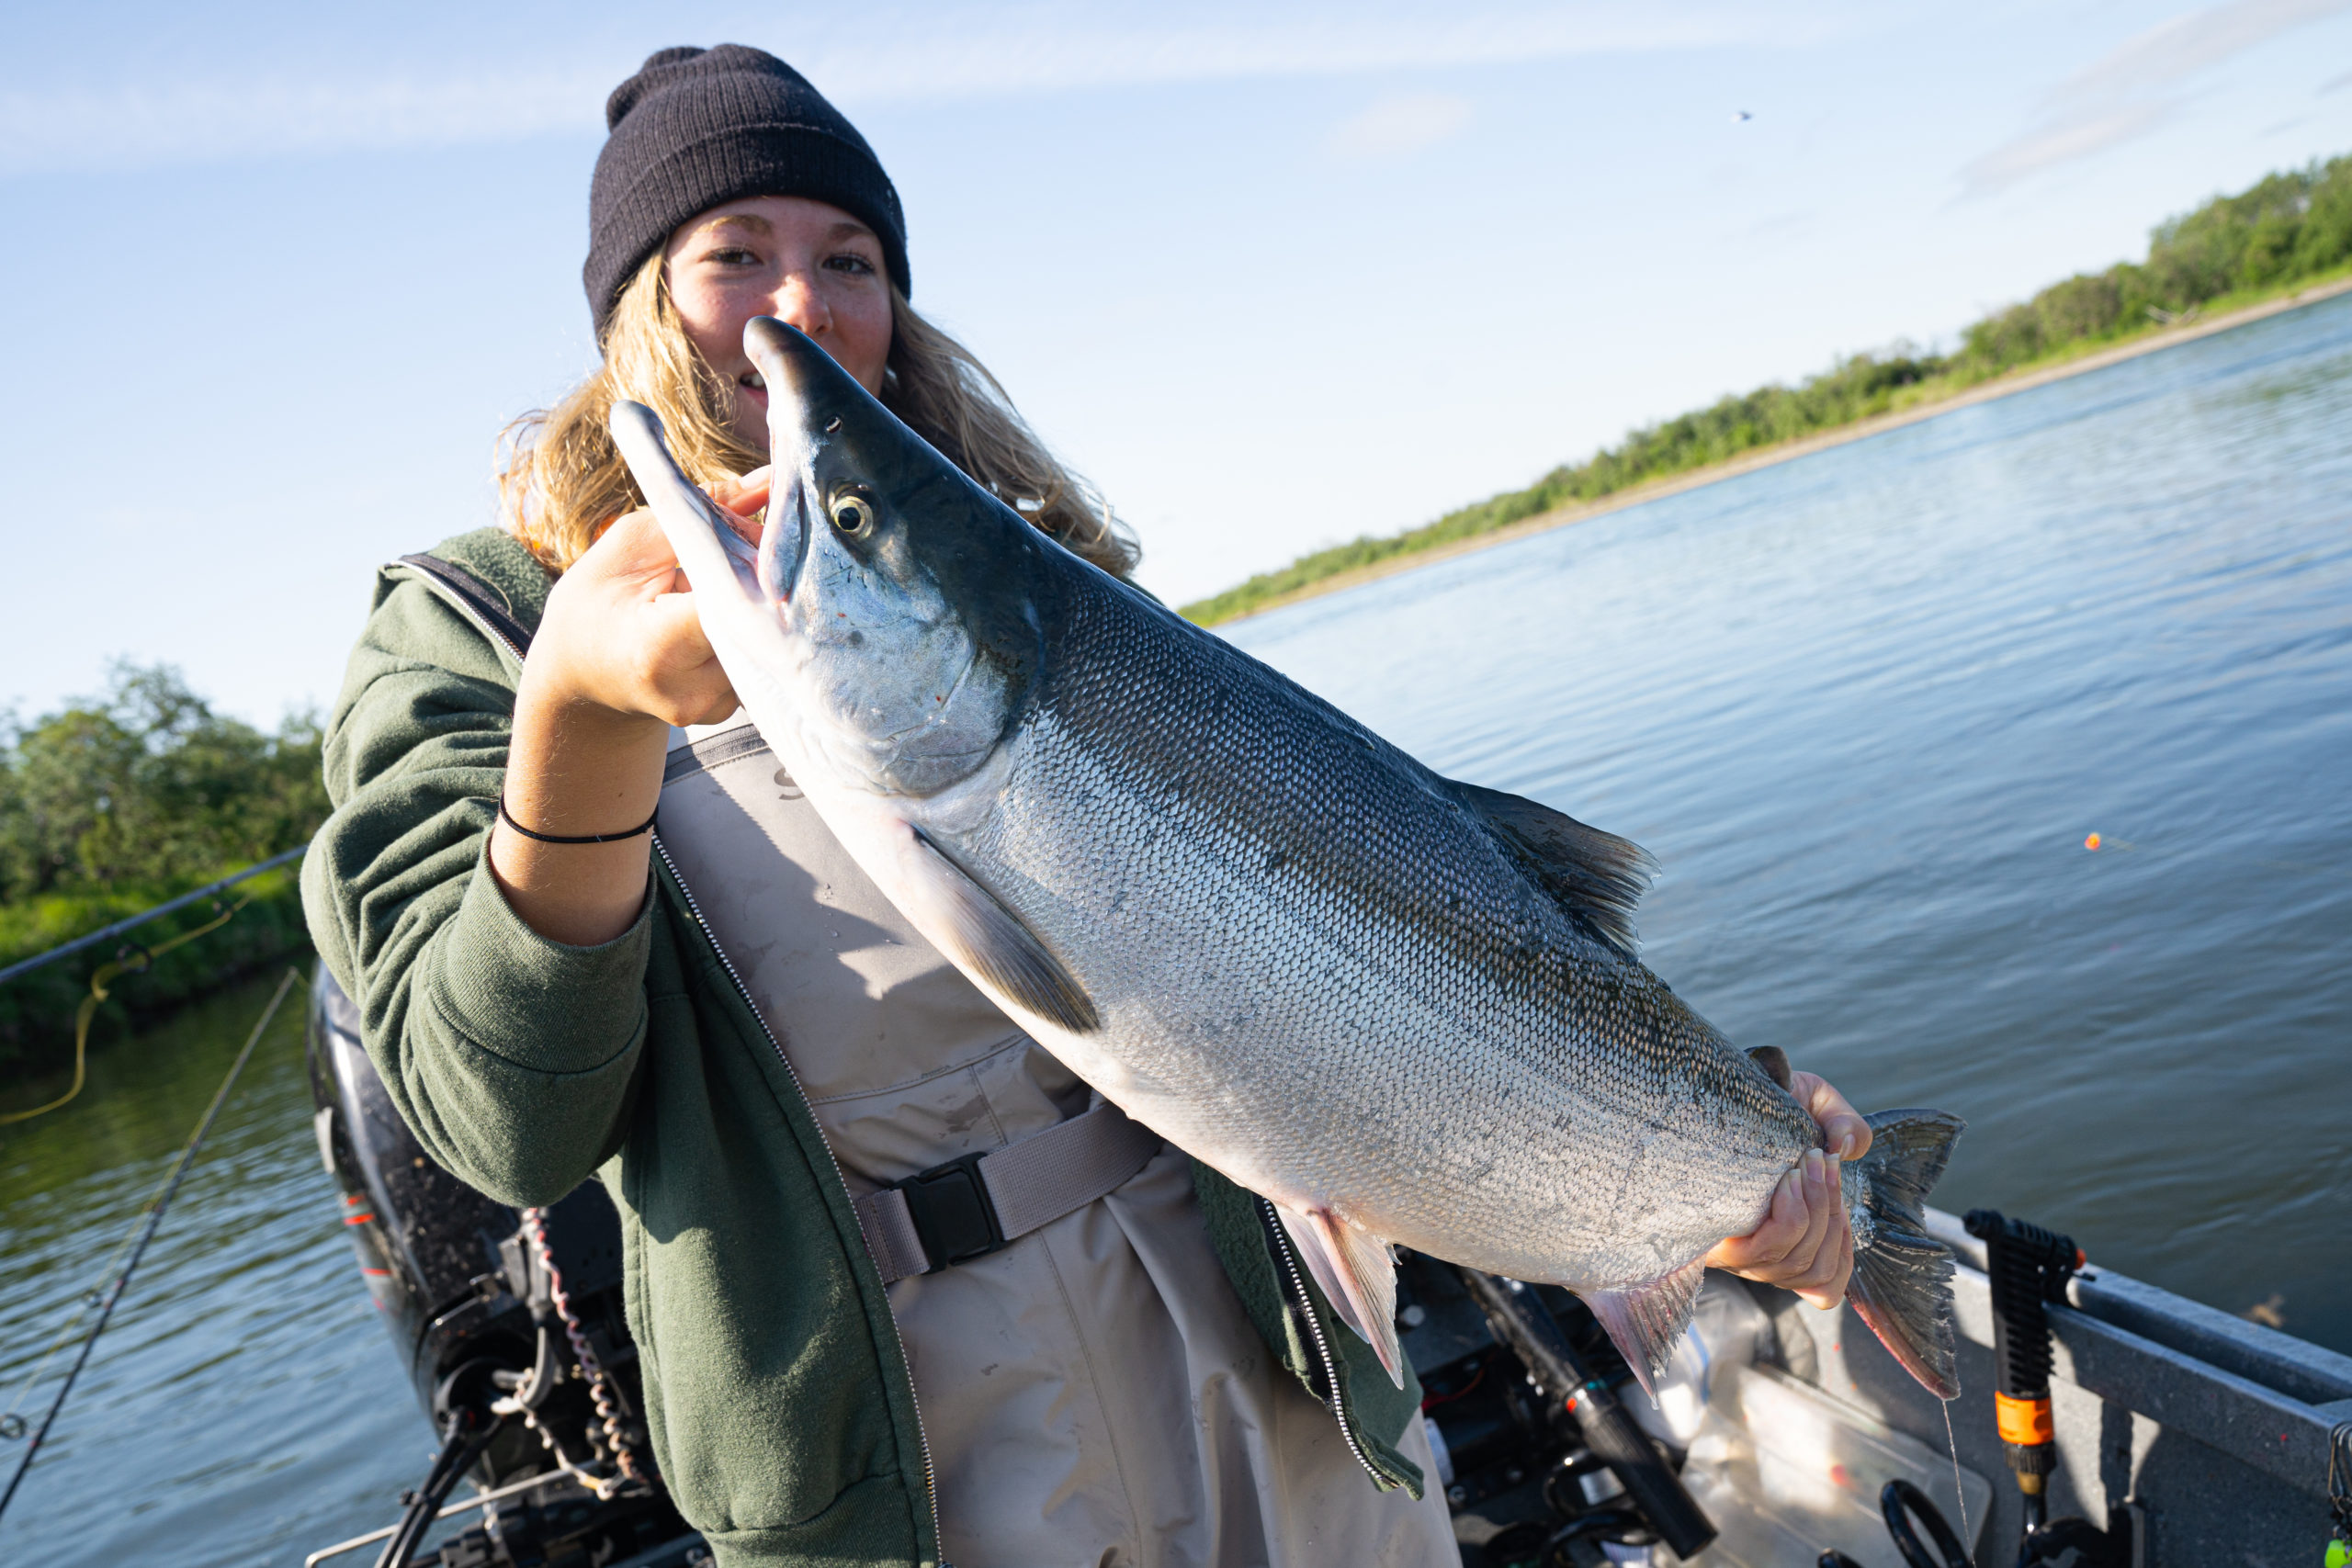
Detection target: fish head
<box><xmin>742</xmin><ymin>316</ymin><xmax>1050</xmax><ymax>799</ymax></box>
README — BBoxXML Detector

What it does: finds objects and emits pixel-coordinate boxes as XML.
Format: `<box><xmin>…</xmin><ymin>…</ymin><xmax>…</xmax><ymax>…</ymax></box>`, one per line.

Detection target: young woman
<box><xmin>304</xmin><ymin>44</ymin><xmax>1872</xmax><ymax>1568</ymax></box>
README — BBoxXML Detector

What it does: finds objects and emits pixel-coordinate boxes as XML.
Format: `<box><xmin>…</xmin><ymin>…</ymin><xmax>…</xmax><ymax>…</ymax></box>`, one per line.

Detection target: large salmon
<box><xmin>608</xmin><ymin>318</ymin><xmax>1964</xmax><ymax>1400</ymax></box>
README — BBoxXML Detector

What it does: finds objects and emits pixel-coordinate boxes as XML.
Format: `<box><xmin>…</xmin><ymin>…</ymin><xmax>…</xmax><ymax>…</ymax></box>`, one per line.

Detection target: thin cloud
<box><xmin>1960</xmin><ymin>0</ymin><xmax>2352</xmax><ymax>197</ymax></box>
<box><xmin>1963</xmin><ymin>103</ymin><xmax>2177</xmax><ymax>193</ymax></box>
<box><xmin>1744</xmin><ymin>209</ymin><xmax>1816</xmax><ymax>241</ymax></box>
<box><xmin>0</xmin><ymin>73</ymin><xmax>610</xmax><ymax>175</ymax></box>
<box><xmin>1327</xmin><ymin>94</ymin><xmax>1474</xmax><ymax>160</ymax></box>
<box><xmin>0</xmin><ymin>4</ymin><xmax>1795</xmax><ymax>177</ymax></box>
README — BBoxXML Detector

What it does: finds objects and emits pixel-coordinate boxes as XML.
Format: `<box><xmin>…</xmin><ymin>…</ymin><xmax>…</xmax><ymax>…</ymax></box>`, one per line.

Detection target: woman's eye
<box><xmin>706</xmin><ymin>246</ymin><xmax>761</xmax><ymax>265</ymax></box>
<box><xmin>825</xmin><ymin>254</ymin><xmax>876</xmax><ymax>276</ymax></box>
<box><xmin>830</xmin><ymin>492</ymin><xmax>876</xmax><ymax>534</ymax></box>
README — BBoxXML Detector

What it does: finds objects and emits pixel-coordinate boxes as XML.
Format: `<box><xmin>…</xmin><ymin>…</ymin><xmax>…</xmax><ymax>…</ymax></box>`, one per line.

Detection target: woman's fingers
<box><xmin>1702</xmin><ymin>1066</ymin><xmax>1875</xmax><ymax>1307</ymax></box>
<box><xmin>706</xmin><ymin>466</ymin><xmax>774</xmax><ymax>520</ymax></box>
<box><xmin>1703</xmin><ymin>1170</ymin><xmax>1802</xmax><ymax>1273</ymax></box>
<box><xmin>639</xmin><ymin>591</ymin><xmax>739</xmax><ymax>726</ymax></box>
<box><xmin>1703</xmin><ymin>1148</ymin><xmax>1856</xmax><ymax>1309</ymax></box>
<box><xmin>530</xmin><ymin>509</ymin><xmax>739</xmax><ymax>725</ymax></box>
<box><xmin>575</xmin><ymin>507</ymin><xmax>694</xmax><ymax>596</ymax></box>
<box><xmin>1786</xmin><ymin>1155</ymin><xmax>1853</xmax><ymax>1306</ymax></box>
<box><xmin>1789</xmin><ymin>1069</ymin><xmax>1873</xmax><ymax>1161</ymax></box>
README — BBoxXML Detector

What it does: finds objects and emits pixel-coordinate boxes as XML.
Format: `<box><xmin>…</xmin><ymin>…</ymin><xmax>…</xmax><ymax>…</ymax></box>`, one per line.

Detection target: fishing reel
<box><xmin>1399</xmin><ymin>1253</ymin><xmax>1715</xmax><ymax>1567</ymax></box>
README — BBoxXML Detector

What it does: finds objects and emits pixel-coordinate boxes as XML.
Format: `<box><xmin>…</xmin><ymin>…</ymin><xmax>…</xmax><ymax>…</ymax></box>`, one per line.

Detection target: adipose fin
<box><xmin>1746</xmin><ymin>1044</ymin><xmax>1793</xmax><ymax>1091</ymax></box>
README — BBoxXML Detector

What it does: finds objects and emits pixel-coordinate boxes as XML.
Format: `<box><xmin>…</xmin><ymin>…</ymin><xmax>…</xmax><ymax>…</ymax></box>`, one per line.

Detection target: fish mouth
<box><xmin>757</xmin><ymin>463</ymin><xmax>812</xmax><ymax>609</ymax></box>
<box><xmin>741</xmin><ymin>318</ymin><xmax>844</xmax><ymax>432</ymax></box>
<box><xmin>743</xmin><ymin>327</ymin><xmax>822</xmax><ymax>609</ymax></box>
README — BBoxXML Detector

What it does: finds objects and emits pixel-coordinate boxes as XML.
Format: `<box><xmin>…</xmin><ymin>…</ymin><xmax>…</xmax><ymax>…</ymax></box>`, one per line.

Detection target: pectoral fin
<box><xmin>1579</xmin><ymin>1254</ymin><xmax>1708</xmax><ymax>1404</ymax></box>
<box><xmin>1274</xmin><ymin>1203</ymin><xmax>1405</xmax><ymax>1390</ymax></box>
<box><xmin>902</xmin><ymin>825</ymin><xmax>1099</xmax><ymax>1034</ymax></box>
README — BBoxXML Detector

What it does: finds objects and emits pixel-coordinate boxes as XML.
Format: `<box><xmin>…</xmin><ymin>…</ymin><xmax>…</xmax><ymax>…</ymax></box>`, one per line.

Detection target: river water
<box><xmin>4</xmin><ymin>297</ymin><xmax>2349</xmax><ymax>1565</ymax></box>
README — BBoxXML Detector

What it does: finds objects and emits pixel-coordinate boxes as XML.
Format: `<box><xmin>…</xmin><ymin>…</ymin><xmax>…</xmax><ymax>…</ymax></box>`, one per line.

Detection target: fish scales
<box><xmin>958</xmin><ymin>558</ymin><xmax>1815</xmax><ymax>1291</ymax></box>
<box><xmin>607</xmin><ymin>315</ymin><xmax>1967</xmax><ymax>1399</ymax></box>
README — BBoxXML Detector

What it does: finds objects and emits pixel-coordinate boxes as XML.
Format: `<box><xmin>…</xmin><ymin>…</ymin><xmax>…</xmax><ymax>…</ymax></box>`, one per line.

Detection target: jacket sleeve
<box><xmin>300</xmin><ymin>570</ymin><xmax>651</xmax><ymax>1206</ymax></box>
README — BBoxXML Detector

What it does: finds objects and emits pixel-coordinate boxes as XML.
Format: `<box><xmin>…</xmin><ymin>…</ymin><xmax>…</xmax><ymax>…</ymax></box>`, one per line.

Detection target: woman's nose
<box><xmin>770</xmin><ymin>272</ymin><xmax>834</xmax><ymax>339</ymax></box>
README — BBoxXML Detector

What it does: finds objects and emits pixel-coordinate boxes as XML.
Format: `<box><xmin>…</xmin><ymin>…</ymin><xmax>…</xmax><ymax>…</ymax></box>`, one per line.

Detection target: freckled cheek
<box><xmin>835</xmin><ymin>295</ymin><xmax>896</xmax><ymax>389</ymax></box>
<box><xmin>673</xmin><ymin>293</ymin><xmax>751</xmax><ymax>363</ymax></box>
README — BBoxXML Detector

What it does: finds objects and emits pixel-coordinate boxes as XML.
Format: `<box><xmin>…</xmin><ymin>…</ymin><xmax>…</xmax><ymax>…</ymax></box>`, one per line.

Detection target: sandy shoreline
<box><xmin>1206</xmin><ymin>271</ymin><xmax>2352</xmax><ymax>626</ymax></box>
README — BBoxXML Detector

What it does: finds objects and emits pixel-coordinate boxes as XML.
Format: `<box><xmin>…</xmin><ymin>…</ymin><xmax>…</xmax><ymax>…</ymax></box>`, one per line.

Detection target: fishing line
<box><xmin>1941</xmin><ymin>1399</ymin><xmax>1974</xmax><ymax>1567</ymax></box>
<box><xmin>0</xmin><ymin>967</ymin><xmax>298</xmax><ymax>1526</ymax></box>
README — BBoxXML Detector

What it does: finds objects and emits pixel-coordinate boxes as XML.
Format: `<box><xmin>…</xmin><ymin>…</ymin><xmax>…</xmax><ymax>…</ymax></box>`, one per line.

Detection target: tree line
<box><xmin>1182</xmin><ymin>151</ymin><xmax>2352</xmax><ymax>625</ymax></box>
<box><xmin>0</xmin><ymin>662</ymin><xmax>326</xmax><ymax>903</ymax></box>
<box><xmin>0</xmin><ymin>664</ymin><xmax>328</xmax><ymax>1068</ymax></box>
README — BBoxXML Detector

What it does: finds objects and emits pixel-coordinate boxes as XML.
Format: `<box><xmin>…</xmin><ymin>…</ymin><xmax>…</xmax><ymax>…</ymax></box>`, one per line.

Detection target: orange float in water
<box><xmin>2085</xmin><ymin>832</ymin><xmax>2102</xmax><ymax>851</ymax></box>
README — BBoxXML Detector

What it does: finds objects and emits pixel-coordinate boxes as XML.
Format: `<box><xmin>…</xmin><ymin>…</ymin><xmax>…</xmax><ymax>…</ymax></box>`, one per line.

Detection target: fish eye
<box><xmin>828</xmin><ymin>490</ymin><xmax>876</xmax><ymax>536</ymax></box>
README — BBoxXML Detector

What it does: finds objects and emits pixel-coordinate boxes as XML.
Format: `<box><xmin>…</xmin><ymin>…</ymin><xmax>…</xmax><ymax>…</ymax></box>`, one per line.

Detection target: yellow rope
<box><xmin>0</xmin><ymin>891</ymin><xmax>255</xmax><ymax>1127</ymax></box>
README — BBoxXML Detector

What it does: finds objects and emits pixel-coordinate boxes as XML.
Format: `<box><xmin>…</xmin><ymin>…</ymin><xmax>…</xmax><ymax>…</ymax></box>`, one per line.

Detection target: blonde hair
<box><xmin>500</xmin><ymin>250</ymin><xmax>1139</xmax><ymax>579</ymax></box>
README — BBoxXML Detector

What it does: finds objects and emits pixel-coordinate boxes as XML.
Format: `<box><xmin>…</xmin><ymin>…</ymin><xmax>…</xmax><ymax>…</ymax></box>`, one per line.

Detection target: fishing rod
<box><xmin>1453</xmin><ymin>1267</ymin><xmax>1718</xmax><ymax>1561</ymax></box>
<box><xmin>0</xmin><ymin>844</ymin><xmax>306</xmax><ymax>990</ymax></box>
<box><xmin>0</xmin><ymin>968</ymin><xmax>300</xmax><ymax>1527</ymax></box>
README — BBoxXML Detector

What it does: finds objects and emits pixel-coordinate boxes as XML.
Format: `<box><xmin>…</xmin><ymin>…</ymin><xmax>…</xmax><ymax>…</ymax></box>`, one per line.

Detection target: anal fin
<box><xmin>903</xmin><ymin>825</ymin><xmax>1099</xmax><ymax>1034</ymax></box>
<box><xmin>1579</xmin><ymin>1255</ymin><xmax>1708</xmax><ymax>1404</ymax></box>
<box><xmin>1274</xmin><ymin>1203</ymin><xmax>1405</xmax><ymax>1390</ymax></box>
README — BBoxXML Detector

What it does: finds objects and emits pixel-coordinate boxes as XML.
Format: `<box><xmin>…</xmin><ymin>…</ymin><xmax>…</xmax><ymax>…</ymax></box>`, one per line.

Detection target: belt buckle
<box><xmin>896</xmin><ymin>1151</ymin><xmax>1006</xmax><ymax>1271</ymax></box>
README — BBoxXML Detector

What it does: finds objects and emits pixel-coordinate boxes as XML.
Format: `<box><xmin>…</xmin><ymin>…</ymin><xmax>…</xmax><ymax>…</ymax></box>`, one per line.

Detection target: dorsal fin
<box><xmin>1747</xmin><ymin>1044</ymin><xmax>1792</xmax><ymax>1091</ymax></box>
<box><xmin>1453</xmin><ymin>782</ymin><xmax>1656</xmax><ymax>957</ymax></box>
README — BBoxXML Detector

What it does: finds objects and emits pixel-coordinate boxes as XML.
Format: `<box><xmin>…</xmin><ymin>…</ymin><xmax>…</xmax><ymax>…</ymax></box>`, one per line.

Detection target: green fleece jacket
<box><xmin>300</xmin><ymin>528</ymin><xmax>1423</xmax><ymax>1567</ymax></box>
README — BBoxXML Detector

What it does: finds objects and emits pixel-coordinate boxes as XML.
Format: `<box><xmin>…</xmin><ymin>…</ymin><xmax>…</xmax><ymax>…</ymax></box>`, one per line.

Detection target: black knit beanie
<box><xmin>584</xmin><ymin>45</ymin><xmax>910</xmax><ymax>342</ymax></box>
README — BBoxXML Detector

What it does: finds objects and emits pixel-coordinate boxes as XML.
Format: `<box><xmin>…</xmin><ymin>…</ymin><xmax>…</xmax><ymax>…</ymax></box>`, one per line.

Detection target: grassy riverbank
<box><xmin>0</xmin><ymin>665</ymin><xmax>324</xmax><ymax>1071</ymax></box>
<box><xmin>1182</xmin><ymin>152</ymin><xmax>2352</xmax><ymax>626</ymax></box>
<box><xmin>0</xmin><ymin>867</ymin><xmax>310</xmax><ymax>1082</ymax></box>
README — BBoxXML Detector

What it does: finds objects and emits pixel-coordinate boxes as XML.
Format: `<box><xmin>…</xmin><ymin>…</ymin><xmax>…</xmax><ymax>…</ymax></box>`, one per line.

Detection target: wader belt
<box><xmin>855</xmin><ymin>1100</ymin><xmax>1161</xmax><ymax>1283</ymax></box>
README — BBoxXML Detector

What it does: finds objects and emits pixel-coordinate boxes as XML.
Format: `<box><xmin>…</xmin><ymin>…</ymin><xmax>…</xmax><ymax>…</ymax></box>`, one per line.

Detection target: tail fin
<box><xmin>1846</xmin><ymin>1108</ymin><xmax>1966</xmax><ymax>1400</ymax></box>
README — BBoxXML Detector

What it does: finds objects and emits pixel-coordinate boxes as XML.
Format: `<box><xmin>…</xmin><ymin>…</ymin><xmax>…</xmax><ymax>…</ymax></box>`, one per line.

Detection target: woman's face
<box><xmin>662</xmin><ymin>195</ymin><xmax>895</xmax><ymax>452</ymax></box>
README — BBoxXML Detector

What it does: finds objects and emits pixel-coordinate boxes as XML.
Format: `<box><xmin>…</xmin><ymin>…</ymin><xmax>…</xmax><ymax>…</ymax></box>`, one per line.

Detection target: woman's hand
<box><xmin>1702</xmin><ymin>1070</ymin><xmax>1874</xmax><ymax>1310</ymax></box>
<box><xmin>525</xmin><ymin>506</ymin><xmax>741</xmax><ymax>731</ymax></box>
<box><xmin>491</xmin><ymin>502</ymin><xmax>751</xmax><ymax>946</ymax></box>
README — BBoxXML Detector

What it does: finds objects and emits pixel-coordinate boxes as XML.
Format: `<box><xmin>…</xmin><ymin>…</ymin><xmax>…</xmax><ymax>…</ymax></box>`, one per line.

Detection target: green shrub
<box><xmin>0</xmin><ymin>664</ymin><xmax>325</xmax><ymax>1070</ymax></box>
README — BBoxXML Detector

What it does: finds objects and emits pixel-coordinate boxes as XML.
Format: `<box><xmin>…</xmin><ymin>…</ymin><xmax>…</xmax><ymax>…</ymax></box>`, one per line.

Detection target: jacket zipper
<box><xmin>1258</xmin><ymin>1197</ymin><xmax>1380</xmax><ymax>1484</ymax></box>
<box><xmin>651</xmin><ymin>836</ymin><xmax>945</xmax><ymax>1561</ymax></box>
<box><xmin>399</xmin><ymin>562</ymin><xmax>948</xmax><ymax>1564</ymax></box>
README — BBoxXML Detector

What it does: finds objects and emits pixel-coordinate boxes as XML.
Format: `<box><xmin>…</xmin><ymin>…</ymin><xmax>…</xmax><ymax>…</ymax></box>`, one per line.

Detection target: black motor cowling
<box><xmin>305</xmin><ymin>964</ymin><xmax>702</xmax><ymax>1567</ymax></box>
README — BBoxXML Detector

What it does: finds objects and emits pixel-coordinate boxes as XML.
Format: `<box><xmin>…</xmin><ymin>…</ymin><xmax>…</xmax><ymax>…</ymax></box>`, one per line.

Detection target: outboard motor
<box><xmin>306</xmin><ymin>964</ymin><xmax>704</xmax><ymax>1567</ymax></box>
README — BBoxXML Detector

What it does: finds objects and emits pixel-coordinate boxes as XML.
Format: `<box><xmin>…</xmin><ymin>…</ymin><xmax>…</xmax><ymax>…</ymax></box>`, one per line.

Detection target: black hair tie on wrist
<box><xmin>497</xmin><ymin>796</ymin><xmax>658</xmax><ymax>844</ymax></box>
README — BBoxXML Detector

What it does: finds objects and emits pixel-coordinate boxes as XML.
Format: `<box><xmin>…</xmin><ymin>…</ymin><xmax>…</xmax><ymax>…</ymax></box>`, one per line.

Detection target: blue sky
<box><xmin>6</xmin><ymin>0</ymin><xmax>2351</xmax><ymax>727</ymax></box>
